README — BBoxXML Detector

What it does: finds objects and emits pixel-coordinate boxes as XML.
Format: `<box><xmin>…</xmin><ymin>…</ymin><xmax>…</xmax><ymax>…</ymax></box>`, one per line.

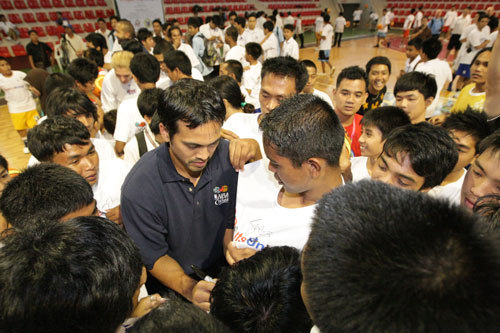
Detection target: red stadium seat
<box><xmin>18</xmin><ymin>27</ymin><xmax>29</xmax><ymax>38</ymax></box>
<box><xmin>36</xmin><ymin>12</ymin><xmax>49</xmax><ymax>22</ymax></box>
<box><xmin>97</xmin><ymin>0</ymin><xmax>105</xmax><ymax>5</ymax></box>
<box><xmin>7</xmin><ymin>14</ymin><xmax>22</xmax><ymax>24</ymax></box>
<box><xmin>14</xmin><ymin>0</ymin><xmax>26</xmax><ymax>9</ymax></box>
<box><xmin>0</xmin><ymin>47</ymin><xmax>11</xmax><ymax>58</ymax></box>
<box><xmin>86</xmin><ymin>0</ymin><xmax>95</xmax><ymax>5</ymax></box>
<box><xmin>0</xmin><ymin>0</ymin><xmax>14</xmax><ymax>10</ymax></box>
<box><xmin>40</xmin><ymin>0</ymin><xmax>51</xmax><ymax>7</ymax></box>
<box><xmin>27</xmin><ymin>0</ymin><xmax>39</xmax><ymax>7</ymax></box>
<box><xmin>46</xmin><ymin>25</ymin><xmax>58</xmax><ymax>35</ymax></box>
<box><xmin>49</xmin><ymin>11</ymin><xmax>58</xmax><ymax>20</ymax></box>
<box><xmin>74</xmin><ymin>10</ymin><xmax>85</xmax><ymax>20</ymax></box>
<box><xmin>105</xmin><ymin>8</ymin><xmax>114</xmax><ymax>17</ymax></box>
<box><xmin>22</xmin><ymin>12</ymin><xmax>36</xmax><ymax>23</ymax></box>
<box><xmin>62</xmin><ymin>11</ymin><xmax>72</xmax><ymax>19</ymax></box>
<box><xmin>52</xmin><ymin>0</ymin><xmax>63</xmax><ymax>7</ymax></box>
<box><xmin>72</xmin><ymin>23</ymin><xmax>84</xmax><ymax>33</ymax></box>
<box><xmin>85</xmin><ymin>10</ymin><xmax>96</xmax><ymax>19</ymax></box>
<box><xmin>33</xmin><ymin>26</ymin><xmax>46</xmax><ymax>36</ymax></box>
<box><xmin>75</xmin><ymin>0</ymin><xmax>84</xmax><ymax>6</ymax></box>
<box><xmin>95</xmin><ymin>9</ymin><xmax>105</xmax><ymax>18</ymax></box>
<box><xmin>11</xmin><ymin>44</ymin><xmax>27</xmax><ymax>56</ymax></box>
<box><xmin>64</xmin><ymin>0</ymin><xmax>74</xmax><ymax>6</ymax></box>
<box><xmin>83</xmin><ymin>22</ymin><xmax>94</xmax><ymax>32</ymax></box>
<box><xmin>106</xmin><ymin>22</ymin><xmax>111</xmax><ymax>29</ymax></box>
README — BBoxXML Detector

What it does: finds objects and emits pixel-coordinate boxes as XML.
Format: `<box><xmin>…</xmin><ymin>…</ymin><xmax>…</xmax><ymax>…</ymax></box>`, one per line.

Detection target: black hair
<box><xmin>269</xmin><ymin>15</ymin><xmax>277</xmax><ymax>24</ymax></box>
<box><xmin>45</xmin><ymin>87</ymin><xmax>98</xmax><ymax>122</ymax></box>
<box><xmin>394</xmin><ymin>71</ymin><xmax>437</xmax><ymax>99</ymax></box>
<box><xmin>422</xmin><ymin>38</ymin><xmax>442</xmax><ymax>59</ymax></box>
<box><xmin>228</xmin><ymin>11</ymin><xmax>237</xmax><ymax>18</ymax></box>
<box><xmin>167</xmin><ymin>25</ymin><xmax>182</xmax><ymax>38</ymax></box>
<box><xmin>488</xmin><ymin>16</ymin><xmax>498</xmax><ymax>31</ymax></box>
<box><xmin>187</xmin><ymin>17</ymin><xmax>201</xmax><ymax>28</ymax></box>
<box><xmin>97</xmin><ymin>17</ymin><xmax>105</xmax><ymax>23</ymax></box>
<box><xmin>208</xmin><ymin>75</ymin><xmax>254</xmax><ymax>113</ymax></box>
<box><xmin>43</xmin><ymin>72</ymin><xmax>75</xmax><ymax>99</ymax></box>
<box><xmin>162</xmin><ymin>22</ymin><xmax>171</xmax><ymax>31</ymax></box>
<box><xmin>366</xmin><ymin>56</ymin><xmax>392</xmax><ymax>74</ymax></box>
<box><xmin>149</xmin><ymin>111</ymin><xmax>161</xmax><ymax>135</ymax></box>
<box><xmin>67</xmin><ymin>58</ymin><xmax>98</xmax><ymax>85</ymax></box>
<box><xmin>336</xmin><ymin>66</ymin><xmax>368</xmax><ymax>91</ymax></box>
<box><xmin>28</xmin><ymin>29</ymin><xmax>37</xmax><ymax>35</ymax></box>
<box><xmin>300</xmin><ymin>59</ymin><xmax>317</xmax><ymax>70</ymax></box>
<box><xmin>407</xmin><ymin>37</ymin><xmax>423</xmax><ymax>50</ymax></box>
<box><xmin>222</xmin><ymin>59</ymin><xmax>243</xmax><ymax>83</ymax></box>
<box><xmin>211</xmin><ymin>15</ymin><xmax>222</xmax><ymax>27</ymax></box>
<box><xmin>130</xmin><ymin>52</ymin><xmax>160</xmax><ymax>84</ymax></box>
<box><xmin>360</xmin><ymin>106</ymin><xmax>411</xmax><ymax>139</ymax></box>
<box><xmin>260</xmin><ymin>94</ymin><xmax>344</xmax><ymax>167</ymax></box>
<box><xmin>324</xmin><ymin>14</ymin><xmax>330</xmax><ymax>23</ymax></box>
<box><xmin>86</xmin><ymin>48</ymin><xmax>104</xmax><ymax>67</ymax></box>
<box><xmin>137</xmin><ymin>88</ymin><xmax>162</xmax><ymax>119</ymax></box>
<box><xmin>0</xmin><ymin>163</ymin><xmax>94</xmax><ymax>229</ymax></box>
<box><xmin>27</xmin><ymin>115</ymin><xmax>91</xmax><ymax>162</ymax></box>
<box><xmin>103</xmin><ymin>109</ymin><xmax>117</xmax><ymax>135</ymax></box>
<box><xmin>383</xmin><ymin>122</ymin><xmax>458</xmax><ymax>189</ymax></box>
<box><xmin>153</xmin><ymin>39</ymin><xmax>173</xmax><ymax>55</ymax></box>
<box><xmin>471</xmin><ymin>47</ymin><xmax>493</xmax><ymax>67</ymax></box>
<box><xmin>245</xmin><ymin>42</ymin><xmax>263</xmax><ymax>61</ymax></box>
<box><xmin>0</xmin><ymin>154</ymin><xmax>7</xmax><ymax>170</ymax></box>
<box><xmin>152</xmin><ymin>18</ymin><xmax>162</xmax><ymax>26</ymax></box>
<box><xmin>442</xmin><ymin>107</ymin><xmax>490</xmax><ymax>151</ymax></box>
<box><xmin>121</xmin><ymin>39</ymin><xmax>143</xmax><ymax>54</ymax></box>
<box><xmin>474</xmin><ymin>195</ymin><xmax>500</xmax><ymax>233</ymax></box>
<box><xmin>477</xmin><ymin>131</ymin><xmax>500</xmax><ymax>156</ymax></box>
<box><xmin>303</xmin><ymin>180</ymin><xmax>500</xmax><ymax>332</ymax></box>
<box><xmin>137</xmin><ymin>27</ymin><xmax>153</xmax><ymax>43</ymax></box>
<box><xmin>0</xmin><ymin>216</ymin><xmax>143</xmax><ymax>332</ymax></box>
<box><xmin>225</xmin><ymin>26</ymin><xmax>238</xmax><ymax>43</ymax></box>
<box><xmin>478</xmin><ymin>12</ymin><xmax>491</xmax><ymax>22</ymax></box>
<box><xmin>130</xmin><ymin>297</ymin><xmax>230</xmax><ymax>332</ymax></box>
<box><xmin>261</xmin><ymin>56</ymin><xmax>309</xmax><ymax>93</ymax></box>
<box><xmin>235</xmin><ymin>16</ymin><xmax>246</xmax><ymax>27</ymax></box>
<box><xmin>210</xmin><ymin>246</ymin><xmax>313</xmax><ymax>332</ymax></box>
<box><xmin>284</xmin><ymin>23</ymin><xmax>294</xmax><ymax>32</ymax></box>
<box><xmin>263</xmin><ymin>21</ymin><xmax>274</xmax><ymax>32</ymax></box>
<box><xmin>109</xmin><ymin>15</ymin><xmax>119</xmax><ymax>22</ymax></box>
<box><xmin>248</xmin><ymin>12</ymin><xmax>257</xmax><ymax>19</ymax></box>
<box><xmin>164</xmin><ymin>50</ymin><xmax>191</xmax><ymax>76</ymax></box>
<box><xmin>158</xmin><ymin>79</ymin><xmax>225</xmax><ymax>138</ymax></box>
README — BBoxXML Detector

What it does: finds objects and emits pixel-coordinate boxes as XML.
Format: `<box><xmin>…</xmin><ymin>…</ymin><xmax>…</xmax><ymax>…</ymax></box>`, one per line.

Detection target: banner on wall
<box><xmin>115</xmin><ymin>0</ymin><xmax>165</xmax><ymax>30</ymax></box>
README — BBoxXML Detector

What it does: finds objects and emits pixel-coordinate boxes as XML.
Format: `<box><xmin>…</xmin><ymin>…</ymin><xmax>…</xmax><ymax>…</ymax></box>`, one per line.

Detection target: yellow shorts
<box><xmin>10</xmin><ymin>109</ymin><xmax>39</xmax><ymax>131</ymax></box>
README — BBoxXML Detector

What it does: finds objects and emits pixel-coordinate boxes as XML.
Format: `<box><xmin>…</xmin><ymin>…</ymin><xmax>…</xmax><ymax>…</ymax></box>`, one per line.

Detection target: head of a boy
<box><xmin>366</xmin><ymin>56</ymin><xmax>391</xmax><ymax>95</ymax></box>
<box><xmin>283</xmin><ymin>24</ymin><xmax>294</xmax><ymax>40</ymax></box>
<box><xmin>259</xmin><ymin>94</ymin><xmax>344</xmax><ymax>194</ymax></box>
<box><xmin>244</xmin><ymin>42</ymin><xmax>262</xmax><ymax>63</ymax></box>
<box><xmin>28</xmin><ymin>30</ymin><xmax>39</xmax><ymax>43</ymax></box>
<box><xmin>67</xmin><ymin>58</ymin><xmax>99</xmax><ymax>94</ymax></box>
<box><xmin>0</xmin><ymin>57</ymin><xmax>12</xmax><ymax>77</ymax></box>
<box><xmin>300</xmin><ymin>60</ymin><xmax>317</xmax><ymax>94</ymax></box>
<box><xmin>333</xmin><ymin>66</ymin><xmax>368</xmax><ymax>119</ymax></box>
<box><xmin>394</xmin><ymin>71</ymin><xmax>437</xmax><ymax>124</ymax></box>
<box><xmin>359</xmin><ymin>106</ymin><xmax>411</xmax><ymax>158</ymax></box>
<box><xmin>372</xmin><ymin>122</ymin><xmax>458</xmax><ymax>191</ymax></box>
<box><xmin>420</xmin><ymin>38</ymin><xmax>442</xmax><ymax>61</ymax></box>
<box><xmin>406</xmin><ymin>37</ymin><xmax>422</xmax><ymax>60</ymax></box>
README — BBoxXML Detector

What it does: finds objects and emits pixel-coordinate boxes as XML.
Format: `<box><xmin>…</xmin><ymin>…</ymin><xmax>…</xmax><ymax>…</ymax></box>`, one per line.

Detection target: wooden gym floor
<box><xmin>0</xmin><ymin>35</ymin><xmax>407</xmax><ymax>171</ymax></box>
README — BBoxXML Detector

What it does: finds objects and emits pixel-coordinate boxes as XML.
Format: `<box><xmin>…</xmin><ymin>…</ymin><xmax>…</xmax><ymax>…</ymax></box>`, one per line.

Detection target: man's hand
<box><xmin>428</xmin><ymin>114</ymin><xmax>447</xmax><ymax>126</ymax></box>
<box><xmin>106</xmin><ymin>205</ymin><xmax>122</xmax><ymax>226</ymax></box>
<box><xmin>131</xmin><ymin>293</ymin><xmax>167</xmax><ymax>318</ymax></box>
<box><xmin>192</xmin><ymin>280</ymin><xmax>215</xmax><ymax>312</ymax></box>
<box><xmin>225</xmin><ymin>241</ymin><xmax>257</xmax><ymax>265</ymax></box>
<box><xmin>28</xmin><ymin>86</ymin><xmax>40</xmax><ymax>97</ymax></box>
<box><xmin>229</xmin><ymin>138</ymin><xmax>262</xmax><ymax>171</ymax></box>
<box><xmin>340</xmin><ymin>140</ymin><xmax>353</xmax><ymax>183</ymax></box>
<box><xmin>221</xmin><ymin>128</ymin><xmax>240</xmax><ymax>141</ymax></box>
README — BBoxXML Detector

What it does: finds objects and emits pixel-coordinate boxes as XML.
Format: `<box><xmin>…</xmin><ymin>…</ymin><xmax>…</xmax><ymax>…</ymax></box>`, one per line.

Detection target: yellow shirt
<box><xmin>451</xmin><ymin>83</ymin><xmax>485</xmax><ymax>113</ymax></box>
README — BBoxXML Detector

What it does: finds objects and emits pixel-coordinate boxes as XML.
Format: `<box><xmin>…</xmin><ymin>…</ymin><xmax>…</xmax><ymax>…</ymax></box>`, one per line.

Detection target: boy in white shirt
<box><xmin>232</xmin><ymin>94</ymin><xmax>344</xmax><ymax>254</ymax></box>
<box><xmin>114</xmin><ymin>53</ymin><xmax>159</xmax><ymax>156</ymax></box>
<box><xmin>224</xmin><ymin>26</ymin><xmax>246</xmax><ymax>65</ymax></box>
<box><xmin>351</xmin><ymin>106</ymin><xmax>410</xmax><ymax>182</ymax></box>
<box><xmin>242</xmin><ymin>13</ymin><xmax>265</xmax><ymax>44</ymax></box>
<box><xmin>403</xmin><ymin>8</ymin><xmax>416</xmax><ymax>43</ymax></box>
<box><xmin>63</xmin><ymin>25</ymin><xmax>86</xmax><ymax>62</ymax></box>
<box><xmin>353</xmin><ymin>6</ymin><xmax>363</xmax><ymax>28</ymax></box>
<box><xmin>333</xmin><ymin>12</ymin><xmax>347</xmax><ymax>47</ymax></box>
<box><xmin>0</xmin><ymin>57</ymin><xmax>39</xmax><ymax>153</ymax></box>
<box><xmin>400</xmin><ymin>37</ymin><xmax>422</xmax><ymax>76</ymax></box>
<box><xmin>375</xmin><ymin>9</ymin><xmax>389</xmax><ymax>47</ymax></box>
<box><xmin>242</xmin><ymin>43</ymin><xmax>263</xmax><ymax>100</ymax></box>
<box><xmin>299</xmin><ymin>60</ymin><xmax>333</xmax><ymax>108</ymax></box>
<box><xmin>261</xmin><ymin>21</ymin><xmax>279</xmax><ymax>60</ymax></box>
<box><xmin>281</xmin><ymin>24</ymin><xmax>299</xmax><ymax>60</ymax></box>
<box><xmin>319</xmin><ymin>14</ymin><xmax>335</xmax><ymax>76</ymax></box>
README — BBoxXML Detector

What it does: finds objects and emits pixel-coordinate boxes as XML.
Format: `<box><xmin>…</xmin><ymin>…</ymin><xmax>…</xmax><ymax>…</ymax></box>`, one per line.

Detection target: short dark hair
<box><xmin>167</xmin><ymin>25</ymin><xmax>181</xmax><ymax>38</ymax></box>
<box><xmin>67</xmin><ymin>58</ymin><xmax>98</xmax><ymax>85</ymax></box>
<box><xmin>0</xmin><ymin>154</ymin><xmax>7</xmax><ymax>170</ymax></box>
<box><xmin>222</xmin><ymin>59</ymin><xmax>243</xmax><ymax>83</ymax></box>
<box><xmin>85</xmin><ymin>32</ymin><xmax>107</xmax><ymax>50</ymax></box>
<box><xmin>284</xmin><ymin>23</ymin><xmax>294</xmax><ymax>32</ymax></box>
<box><xmin>109</xmin><ymin>15</ymin><xmax>119</xmax><ymax>22</ymax></box>
<box><xmin>137</xmin><ymin>88</ymin><xmax>162</xmax><ymax>119</ymax></box>
<box><xmin>300</xmin><ymin>59</ymin><xmax>317</xmax><ymax>71</ymax></box>
<box><xmin>137</xmin><ymin>27</ymin><xmax>153</xmax><ymax>43</ymax></box>
<box><xmin>394</xmin><ymin>71</ymin><xmax>437</xmax><ymax>99</ymax></box>
<box><xmin>225</xmin><ymin>26</ymin><xmax>238</xmax><ymax>43</ymax></box>
<box><xmin>336</xmin><ymin>65</ymin><xmax>368</xmax><ymax>91</ymax></box>
<box><xmin>208</xmin><ymin>75</ymin><xmax>253</xmax><ymax>113</ymax></box>
<box><xmin>366</xmin><ymin>56</ymin><xmax>392</xmax><ymax>75</ymax></box>
<box><xmin>360</xmin><ymin>106</ymin><xmax>411</xmax><ymax>139</ymax></box>
<box><xmin>488</xmin><ymin>16</ymin><xmax>499</xmax><ymax>31</ymax></box>
<box><xmin>158</xmin><ymin>79</ymin><xmax>225</xmax><ymax>138</ymax></box>
<box><xmin>149</xmin><ymin>111</ymin><xmax>161</xmax><ymax>135</ymax></box>
<box><xmin>477</xmin><ymin>131</ymin><xmax>500</xmax><ymax>156</ymax></box>
<box><xmin>422</xmin><ymin>38</ymin><xmax>442</xmax><ymax>59</ymax></box>
<box><xmin>164</xmin><ymin>50</ymin><xmax>191</xmax><ymax>75</ymax></box>
<box><xmin>28</xmin><ymin>29</ymin><xmax>37</xmax><ymax>35</ymax></box>
<box><xmin>86</xmin><ymin>48</ymin><xmax>104</xmax><ymax>67</ymax></box>
<box><xmin>260</xmin><ymin>94</ymin><xmax>344</xmax><ymax>167</ymax></box>
<box><xmin>324</xmin><ymin>14</ymin><xmax>330</xmax><ymax>23</ymax></box>
<box><xmin>45</xmin><ymin>87</ymin><xmax>98</xmax><ymax>122</ymax></box>
<box><xmin>210</xmin><ymin>246</ymin><xmax>312</xmax><ymax>332</ymax></box>
<box><xmin>261</xmin><ymin>56</ymin><xmax>309</xmax><ymax>93</ymax></box>
<box><xmin>130</xmin><ymin>297</ymin><xmax>231</xmax><ymax>332</ymax></box>
<box><xmin>407</xmin><ymin>37</ymin><xmax>423</xmax><ymax>49</ymax></box>
<box><xmin>471</xmin><ymin>47</ymin><xmax>493</xmax><ymax>67</ymax></box>
<box><xmin>130</xmin><ymin>52</ymin><xmax>160</xmax><ymax>83</ymax></box>
<box><xmin>153</xmin><ymin>39</ymin><xmax>173</xmax><ymax>55</ymax></box>
<box><xmin>211</xmin><ymin>14</ymin><xmax>222</xmax><ymax>27</ymax></box>
<box><xmin>0</xmin><ymin>163</ymin><xmax>94</xmax><ymax>229</ymax></box>
<box><xmin>187</xmin><ymin>17</ymin><xmax>201</xmax><ymax>28</ymax></box>
<box><xmin>103</xmin><ymin>109</ymin><xmax>117</xmax><ymax>135</ymax></box>
<box><xmin>304</xmin><ymin>180</ymin><xmax>500</xmax><ymax>332</ymax></box>
<box><xmin>442</xmin><ymin>108</ymin><xmax>490</xmax><ymax>151</ymax></box>
<box><xmin>43</xmin><ymin>72</ymin><xmax>75</xmax><ymax>99</ymax></box>
<box><xmin>0</xmin><ymin>216</ymin><xmax>143</xmax><ymax>331</ymax></box>
<box><xmin>263</xmin><ymin>20</ymin><xmax>274</xmax><ymax>32</ymax></box>
<box><xmin>27</xmin><ymin>115</ymin><xmax>91</xmax><ymax>162</ymax></box>
<box><xmin>152</xmin><ymin>18</ymin><xmax>162</xmax><ymax>26</ymax></box>
<box><xmin>235</xmin><ymin>16</ymin><xmax>246</xmax><ymax>27</ymax></box>
<box><xmin>228</xmin><ymin>11</ymin><xmax>237</xmax><ymax>18</ymax></box>
<box><xmin>245</xmin><ymin>42</ymin><xmax>263</xmax><ymax>60</ymax></box>
<box><xmin>97</xmin><ymin>17</ymin><xmax>105</xmax><ymax>23</ymax></box>
<box><xmin>121</xmin><ymin>39</ymin><xmax>143</xmax><ymax>54</ymax></box>
<box><xmin>383</xmin><ymin>122</ymin><xmax>458</xmax><ymax>189</ymax></box>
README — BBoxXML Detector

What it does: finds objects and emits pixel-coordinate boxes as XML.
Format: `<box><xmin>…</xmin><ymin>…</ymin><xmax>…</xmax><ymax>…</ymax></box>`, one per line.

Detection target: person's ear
<box><xmin>306</xmin><ymin>158</ymin><xmax>323</xmax><ymax>178</ymax></box>
<box><xmin>424</xmin><ymin>96</ymin><xmax>434</xmax><ymax>108</ymax></box>
<box><xmin>159</xmin><ymin>123</ymin><xmax>170</xmax><ymax>143</ymax></box>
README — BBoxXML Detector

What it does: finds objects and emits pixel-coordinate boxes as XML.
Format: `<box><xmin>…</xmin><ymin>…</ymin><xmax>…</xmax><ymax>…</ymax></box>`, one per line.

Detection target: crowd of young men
<box><xmin>1</xmin><ymin>6</ymin><xmax>500</xmax><ymax>332</ymax></box>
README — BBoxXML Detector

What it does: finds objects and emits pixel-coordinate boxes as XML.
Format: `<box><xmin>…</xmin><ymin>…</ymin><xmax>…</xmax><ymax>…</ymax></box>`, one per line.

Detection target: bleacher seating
<box><xmin>40</xmin><ymin>0</ymin><xmax>51</xmax><ymax>7</ymax></box>
<box><xmin>85</xmin><ymin>9</ymin><xmax>96</xmax><ymax>19</ymax></box>
<box><xmin>33</xmin><ymin>26</ymin><xmax>46</xmax><ymax>36</ymax></box>
<box><xmin>83</xmin><ymin>22</ymin><xmax>93</xmax><ymax>32</ymax></box>
<box><xmin>22</xmin><ymin>12</ymin><xmax>36</xmax><ymax>23</ymax></box>
<box><xmin>36</xmin><ymin>12</ymin><xmax>49</xmax><ymax>22</ymax></box>
<box><xmin>11</xmin><ymin>44</ymin><xmax>27</xmax><ymax>56</ymax></box>
<box><xmin>18</xmin><ymin>27</ymin><xmax>29</xmax><ymax>38</ymax></box>
<box><xmin>14</xmin><ymin>0</ymin><xmax>26</xmax><ymax>9</ymax></box>
<box><xmin>7</xmin><ymin>13</ymin><xmax>22</xmax><ymax>24</ymax></box>
<box><xmin>0</xmin><ymin>46</ymin><xmax>11</xmax><ymax>58</ymax></box>
<box><xmin>74</xmin><ymin>10</ymin><xmax>85</xmax><ymax>20</ymax></box>
<box><xmin>1</xmin><ymin>0</ymin><xmax>14</xmax><ymax>10</ymax></box>
<box><xmin>72</xmin><ymin>23</ymin><xmax>83</xmax><ymax>33</ymax></box>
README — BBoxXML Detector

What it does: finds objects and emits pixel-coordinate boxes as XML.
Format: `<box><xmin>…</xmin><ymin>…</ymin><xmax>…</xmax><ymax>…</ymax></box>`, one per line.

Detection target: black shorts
<box><xmin>447</xmin><ymin>34</ymin><xmax>462</xmax><ymax>51</ymax></box>
<box><xmin>318</xmin><ymin>50</ymin><xmax>330</xmax><ymax>61</ymax></box>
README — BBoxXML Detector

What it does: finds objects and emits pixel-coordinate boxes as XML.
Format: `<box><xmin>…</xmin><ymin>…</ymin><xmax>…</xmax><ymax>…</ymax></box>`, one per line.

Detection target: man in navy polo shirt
<box><xmin>121</xmin><ymin>79</ymin><xmax>238</xmax><ymax>312</ymax></box>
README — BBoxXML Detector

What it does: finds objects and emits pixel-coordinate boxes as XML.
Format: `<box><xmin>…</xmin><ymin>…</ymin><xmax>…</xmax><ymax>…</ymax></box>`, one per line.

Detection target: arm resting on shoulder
<box><xmin>485</xmin><ymin>39</ymin><xmax>500</xmax><ymax>119</ymax></box>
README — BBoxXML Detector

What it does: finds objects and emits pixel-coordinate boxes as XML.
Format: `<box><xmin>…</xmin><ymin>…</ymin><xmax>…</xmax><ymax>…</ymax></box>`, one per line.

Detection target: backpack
<box><xmin>202</xmin><ymin>37</ymin><xmax>221</xmax><ymax>67</ymax></box>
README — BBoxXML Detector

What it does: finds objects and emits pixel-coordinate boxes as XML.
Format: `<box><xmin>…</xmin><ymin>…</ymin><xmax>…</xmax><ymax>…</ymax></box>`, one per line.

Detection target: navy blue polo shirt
<box><xmin>121</xmin><ymin>140</ymin><xmax>238</xmax><ymax>274</ymax></box>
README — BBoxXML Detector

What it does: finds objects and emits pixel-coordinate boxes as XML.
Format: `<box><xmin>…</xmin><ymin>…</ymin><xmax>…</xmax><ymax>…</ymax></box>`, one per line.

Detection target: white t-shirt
<box><xmin>233</xmin><ymin>160</ymin><xmax>313</xmax><ymax>251</ymax></box>
<box><xmin>191</xmin><ymin>67</ymin><xmax>204</xmax><ymax>81</ymax></box>
<box><xmin>262</xmin><ymin>34</ymin><xmax>279</xmax><ymax>60</ymax></box>
<box><xmin>488</xmin><ymin>31</ymin><xmax>498</xmax><ymax>47</ymax></box>
<box><xmin>370</xmin><ymin>12</ymin><xmax>379</xmax><ymax>24</ymax></box>
<box><xmin>281</xmin><ymin>38</ymin><xmax>299</xmax><ymax>59</ymax></box>
<box><xmin>177</xmin><ymin>43</ymin><xmax>200</xmax><ymax>68</ymax></box>
<box><xmin>65</xmin><ymin>34</ymin><xmax>86</xmax><ymax>62</ymax></box>
<box><xmin>451</xmin><ymin>14</ymin><xmax>471</xmax><ymax>35</ymax></box>
<box><xmin>313</xmin><ymin>89</ymin><xmax>333</xmax><ymax>108</ymax></box>
<box><xmin>242</xmin><ymin>62</ymin><xmax>262</xmax><ymax>97</ymax></box>
<box><xmin>276</xmin><ymin>15</ymin><xmax>284</xmax><ymax>30</ymax></box>
<box><xmin>403</xmin><ymin>14</ymin><xmax>415</xmax><ymax>30</ymax></box>
<box><xmin>123</xmin><ymin>125</ymin><xmax>158</xmax><ymax>166</ymax></box>
<box><xmin>444</xmin><ymin>10</ymin><xmax>458</xmax><ymax>27</ymax></box>
<box><xmin>405</xmin><ymin>55</ymin><xmax>421</xmax><ymax>73</ymax></box>
<box><xmin>113</xmin><ymin>95</ymin><xmax>146</xmax><ymax>143</ymax></box>
<box><xmin>334</xmin><ymin>17</ymin><xmax>347</xmax><ymax>33</ymax></box>
<box><xmin>315</xmin><ymin>16</ymin><xmax>324</xmax><ymax>33</ymax></box>
<box><xmin>350</xmin><ymin>156</ymin><xmax>371</xmax><ymax>182</ymax></box>
<box><xmin>101</xmin><ymin>69</ymin><xmax>140</xmax><ymax>112</ymax></box>
<box><xmin>92</xmin><ymin>157</ymin><xmax>130</xmax><ymax>212</ymax></box>
<box><xmin>415</xmin><ymin>59</ymin><xmax>452</xmax><ymax>117</ymax></box>
<box><xmin>0</xmin><ymin>71</ymin><xmax>36</xmax><ymax>113</ymax></box>
<box><xmin>157</xmin><ymin>71</ymin><xmax>171</xmax><ymax>90</ymax></box>
<box><xmin>460</xmin><ymin>27</ymin><xmax>491</xmax><ymax>65</ymax></box>
<box><xmin>225</xmin><ymin>45</ymin><xmax>246</xmax><ymax>65</ymax></box>
<box><xmin>454</xmin><ymin>24</ymin><xmax>478</xmax><ymax>71</ymax></box>
<box><xmin>0</xmin><ymin>21</ymin><xmax>15</xmax><ymax>34</ymax></box>
<box><xmin>242</xmin><ymin>28</ymin><xmax>265</xmax><ymax>44</ymax></box>
<box><xmin>223</xmin><ymin>112</ymin><xmax>261</xmax><ymax>146</ymax></box>
<box><xmin>296</xmin><ymin>18</ymin><xmax>303</xmax><ymax>34</ymax></box>
<box><xmin>320</xmin><ymin>23</ymin><xmax>333</xmax><ymax>50</ymax></box>
<box><xmin>378</xmin><ymin>16</ymin><xmax>389</xmax><ymax>33</ymax></box>
<box><xmin>284</xmin><ymin>16</ymin><xmax>294</xmax><ymax>26</ymax></box>
<box><xmin>353</xmin><ymin>9</ymin><xmax>363</xmax><ymax>21</ymax></box>
<box><xmin>427</xmin><ymin>170</ymin><xmax>466</xmax><ymax>205</ymax></box>
<box><xmin>414</xmin><ymin>11</ymin><xmax>423</xmax><ymax>28</ymax></box>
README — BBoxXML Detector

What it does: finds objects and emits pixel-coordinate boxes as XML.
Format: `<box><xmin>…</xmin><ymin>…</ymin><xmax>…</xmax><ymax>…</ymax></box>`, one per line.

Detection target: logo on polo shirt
<box><xmin>213</xmin><ymin>185</ymin><xmax>229</xmax><ymax>205</ymax></box>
